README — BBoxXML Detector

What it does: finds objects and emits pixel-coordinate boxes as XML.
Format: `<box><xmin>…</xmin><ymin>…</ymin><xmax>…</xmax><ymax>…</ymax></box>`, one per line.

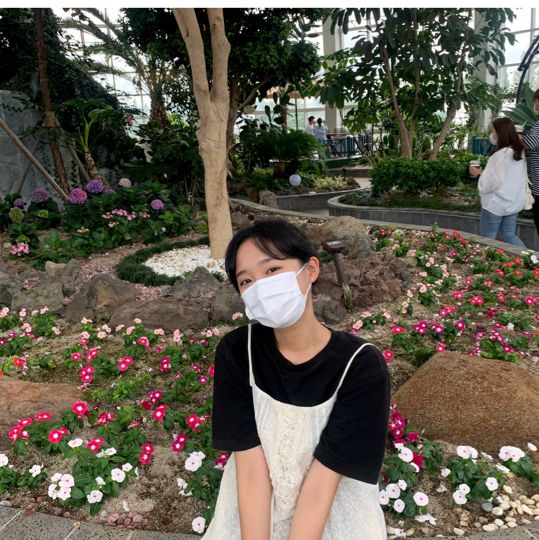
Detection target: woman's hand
<box><xmin>236</xmin><ymin>445</ymin><xmax>272</xmax><ymax>540</ymax></box>
<box><xmin>469</xmin><ymin>165</ymin><xmax>482</xmax><ymax>178</ymax></box>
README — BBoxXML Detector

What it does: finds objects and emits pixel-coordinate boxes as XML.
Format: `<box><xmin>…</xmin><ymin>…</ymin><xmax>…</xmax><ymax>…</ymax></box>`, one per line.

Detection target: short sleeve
<box><xmin>314</xmin><ymin>347</ymin><xmax>390</xmax><ymax>484</ymax></box>
<box><xmin>523</xmin><ymin>122</ymin><xmax>539</xmax><ymax>150</ymax></box>
<box><xmin>211</xmin><ymin>332</ymin><xmax>261</xmax><ymax>451</ymax></box>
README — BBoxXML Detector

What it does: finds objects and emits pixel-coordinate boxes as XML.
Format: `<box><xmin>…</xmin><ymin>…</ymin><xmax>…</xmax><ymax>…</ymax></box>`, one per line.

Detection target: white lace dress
<box><xmin>203</xmin><ymin>324</ymin><xmax>387</xmax><ymax>539</ymax></box>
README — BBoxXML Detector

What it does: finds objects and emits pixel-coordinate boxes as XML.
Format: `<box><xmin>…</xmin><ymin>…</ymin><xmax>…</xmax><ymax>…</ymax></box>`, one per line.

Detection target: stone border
<box><xmin>276</xmin><ymin>188</ymin><xmax>362</xmax><ymax>211</ymax></box>
<box><xmin>231</xmin><ymin>198</ymin><xmax>538</xmax><ymax>256</ymax></box>
<box><xmin>328</xmin><ymin>196</ymin><xmax>539</xmax><ymax>252</ymax></box>
<box><xmin>0</xmin><ymin>506</ymin><xmax>537</xmax><ymax>539</ymax></box>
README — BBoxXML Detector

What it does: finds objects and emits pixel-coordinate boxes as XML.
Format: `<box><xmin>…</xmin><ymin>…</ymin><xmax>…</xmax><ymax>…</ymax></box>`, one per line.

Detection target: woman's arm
<box><xmin>288</xmin><ymin>459</ymin><xmax>341</xmax><ymax>540</ymax></box>
<box><xmin>236</xmin><ymin>445</ymin><xmax>272</xmax><ymax>540</ymax></box>
<box><xmin>478</xmin><ymin>151</ymin><xmax>504</xmax><ymax>194</ymax></box>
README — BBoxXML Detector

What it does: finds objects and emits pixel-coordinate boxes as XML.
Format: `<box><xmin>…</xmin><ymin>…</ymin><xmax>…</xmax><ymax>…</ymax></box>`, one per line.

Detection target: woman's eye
<box><xmin>239</xmin><ymin>278</ymin><xmax>251</xmax><ymax>287</ymax></box>
<box><xmin>267</xmin><ymin>267</ymin><xmax>280</xmax><ymax>275</ymax></box>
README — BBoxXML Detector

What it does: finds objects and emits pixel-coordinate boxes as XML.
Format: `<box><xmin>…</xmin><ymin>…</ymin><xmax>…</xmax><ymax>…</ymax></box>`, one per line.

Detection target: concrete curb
<box><xmin>0</xmin><ymin>507</ymin><xmax>537</xmax><ymax>539</ymax></box>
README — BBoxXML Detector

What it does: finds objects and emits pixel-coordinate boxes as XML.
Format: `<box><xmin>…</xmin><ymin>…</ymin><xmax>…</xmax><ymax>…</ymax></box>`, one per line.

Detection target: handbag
<box><xmin>524</xmin><ymin>178</ymin><xmax>534</xmax><ymax>210</ymax></box>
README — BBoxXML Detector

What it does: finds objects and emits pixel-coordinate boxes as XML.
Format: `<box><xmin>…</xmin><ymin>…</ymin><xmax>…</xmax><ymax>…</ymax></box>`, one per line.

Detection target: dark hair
<box><xmin>492</xmin><ymin>117</ymin><xmax>525</xmax><ymax>161</ymax></box>
<box><xmin>533</xmin><ymin>89</ymin><xmax>539</xmax><ymax>101</ymax></box>
<box><xmin>308</xmin><ymin>116</ymin><xmax>315</xmax><ymax>122</ymax></box>
<box><xmin>225</xmin><ymin>218</ymin><xmax>316</xmax><ymax>292</ymax></box>
<box><xmin>317</xmin><ymin>117</ymin><xmax>323</xmax><ymax>125</ymax></box>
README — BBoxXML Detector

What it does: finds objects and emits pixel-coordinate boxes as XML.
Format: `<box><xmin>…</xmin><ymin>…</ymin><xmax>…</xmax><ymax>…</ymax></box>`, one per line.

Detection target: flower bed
<box><xmin>0</xmin><ymin>224</ymin><xmax>538</xmax><ymax>537</ymax></box>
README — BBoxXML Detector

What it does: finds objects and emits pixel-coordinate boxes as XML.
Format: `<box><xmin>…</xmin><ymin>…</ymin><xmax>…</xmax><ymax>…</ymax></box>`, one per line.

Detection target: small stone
<box><xmin>522</xmin><ymin>504</ymin><xmax>534</xmax><ymax>515</ymax></box>
<box><xmin>508</xmin><ymin>521</ymin><xmax>517</xmax><ymax>528</ymax></box>
<box><xmin>494</xmin><ymin>518</ymin><xmax>504</xmax><ymax>527</ymax></box>
<box><xmin>405</xmin><ymin>528</ymin><xmax>415</xmax><ymax>537</ymax></box>
<box><xmin>534</xmin><ymin>515</ymin><xmax>539</xmax><ymax>521</ymax></box>
<box><xmin>482</xmin><ymin>523</ymin><xmax>499</xmax><ymax>532</ymax></box>
<box><xmin>492</xmin><ymin>507</ymin><xmax>504</xmax><ymax>516</ymax></box>
<box><xmin>453</xmin><ymin>528</ymin><xmax>465</xmax><ymax>536</ymax></box>
<box><xmin>133</xmin><ymin>514</ymin><xmax>143</xmax><ymax>524</ymax></box>
<box><xmin>500</xmin><ymin>524</ymin><xmax>508</xmax><ymax>529</ymax></box>
<box><xmin>522</xmin><ymin>518</ymin><xmax>531</xmax><ymax>524</ymax></box>
<box><xmin>0</xmin><ymin>501</ymin><xmax>13</xmax><ymax>507</ymax></box>
<box><xmin>502</xmin><ymin>485</ymin><xmax>513</xmax><ymax>494</ymax></box>
<box><xmin>506</xmin><ymin>516</ymin><xmax>517</xmax><ymax>522</ymax></box>
<box><xmin>482</xmin><ymin>502</ymin><xmax>493</xmax><ymax>512</ymax></box>
<box><xmin>478</xmin><ymin>517</ymin><xmax>488</xmax><ymax>524</ymax></box>
<box><xmin>532</xmin><ymin>494</ymin><xmax>539</xmax><ymax>502</ymax></box>
<box><xmin>474</xmin><ymin>522</ymin><xmax>482</xmax><ymax>529</ymax></box>
<box><xmin>123</xmin><ymin>518</ymin><xmax>131</xmax><ymax>526</ymax></box>
<box><xmin>54</xmin><ymin>508</ymin><xmax>63</xmax><ymax>516</ymax></box>
<box><xmin>36</xmin><ymin>497</ymin><xmax>44</xmax><ymax>503</ymax></box>
<box><xmin>63</xmin><ymin>512</ymin><xmax>70</xmax><ymax>518</ymax></box>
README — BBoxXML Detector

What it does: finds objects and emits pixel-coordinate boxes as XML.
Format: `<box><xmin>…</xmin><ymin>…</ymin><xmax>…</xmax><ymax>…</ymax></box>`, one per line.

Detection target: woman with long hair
<box><xmin>204</xmin><ymin>218</ymin><xmax>389</xmax><ymax>539</ymax></box>
<box><xmin>469</xmin><ymin>117</ymin><xmax>528</xmax><ymax>247</ymax></box>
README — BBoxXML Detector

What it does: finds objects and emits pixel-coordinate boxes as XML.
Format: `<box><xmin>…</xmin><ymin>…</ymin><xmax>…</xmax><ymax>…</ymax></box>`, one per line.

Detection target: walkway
<box><xmin>1</xmin><ymin>506</ymin><xmax>538</xmax><ymax>540</ymax></box>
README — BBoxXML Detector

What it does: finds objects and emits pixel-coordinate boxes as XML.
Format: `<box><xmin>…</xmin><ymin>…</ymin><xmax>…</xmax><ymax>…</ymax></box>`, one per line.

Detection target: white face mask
<box><xmin>489</xmin><ymin>134</ymin><xmax>497</xmax><ymax>145</ymax></box>
<box><xmin>241</xmin><ymin>263</ymin><xmax>311</xmax><ymax>328</ymax></box>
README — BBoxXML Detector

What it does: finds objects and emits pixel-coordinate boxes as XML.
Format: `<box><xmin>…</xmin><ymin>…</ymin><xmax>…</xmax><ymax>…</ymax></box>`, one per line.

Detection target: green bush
<box><xmin>370</xmin><ymin>158</ymin><xmax>470</xmax><ymax>196</ymax></box>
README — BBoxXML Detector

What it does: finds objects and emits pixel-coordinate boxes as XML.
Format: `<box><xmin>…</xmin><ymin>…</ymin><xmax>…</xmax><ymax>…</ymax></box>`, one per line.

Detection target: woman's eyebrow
<box><xmin>236</xmin><ymin>257</ymin><xmax>276</xmax><ymax>278</ymax></box>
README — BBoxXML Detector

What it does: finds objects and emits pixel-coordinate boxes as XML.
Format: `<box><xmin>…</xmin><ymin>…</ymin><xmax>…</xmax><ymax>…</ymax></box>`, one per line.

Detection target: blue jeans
<box><xmin>480</xmin><ymin>208</ymin><xmax>526</xmax><ymax>247</ymax></box>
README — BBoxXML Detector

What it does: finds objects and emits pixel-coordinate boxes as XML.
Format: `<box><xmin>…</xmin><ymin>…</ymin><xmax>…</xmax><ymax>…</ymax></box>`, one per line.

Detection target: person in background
<box><xmin>522</xmin><ymin>88</ymin><xmax>539</xmax><ymax>234</ymax></box>
<box><xmin>469</xmin><ymin>117</ymin><xmax>528</xmax><ymax>247</ymax></box>
<box><xmin>313</xmin><ymin>117</ymin><xmax>329</xmax><ymax>143</ymax></box>
<box><xmin>304</xmin><ymin>115</ymin><xmax>316</xmax><ymax>136</ymax></box>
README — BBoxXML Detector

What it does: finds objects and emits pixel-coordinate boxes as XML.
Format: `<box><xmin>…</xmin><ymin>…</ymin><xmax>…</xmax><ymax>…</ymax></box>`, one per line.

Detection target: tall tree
<box><xmin>315</xmin><ymin>8</ymin><xmax>515</xmax><ymax>159</ymax></box>
<box><xmin>172</xmin><ymin>9</ymin><xmax>232</xmax><ymax>259</ymax></box>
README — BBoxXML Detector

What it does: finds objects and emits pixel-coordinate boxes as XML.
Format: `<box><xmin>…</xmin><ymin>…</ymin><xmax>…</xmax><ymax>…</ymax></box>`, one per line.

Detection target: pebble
<box><xmin>508</xmin><ymin>521</ymin><xmax>517</xmax><ymax>528</ymax></box>
<box><xmin>123</xmin><ymin>518</ymin><xmax>131</xmax><ymax>526</ymax></box>
<box><xmin>474</xmin><ymin>522</ymin><xmax>482</xmax><ymax>528</ymax></box>
<box><xmin>506</xmin><ymin>516</ymin><xmax>517</xmax><ymax>522</ymax></box>
<box><xmin>522</xmin><ymin>504</ymin><xmax>534</xmax><ymax>515</ymax></box>
<box><xmin>533</xmin><ymin>494</ymin><xmax>539</xmax><ymax>502</ymax></box>
<box><xmin>478</xmin><ymin>517</ymin><xmax>488</xmax><ymax>524</ymax></box>
<box><xmin>405</xmin><ymin>528</ymin><xmax>415</xmax><ymax>537</ymax></box>
<box><xmin>522</xmin><ymin>518</ymin><xmax>532</xmax><ymax>524</ymax></box>
<box><xmin>0</xmin><ymin>501</ymin><xmax>13</xmax><ymax>507</ymax></box>
<box><xmin>53</xmin><ymin>508</ymin><xmax>63</xmax><ymax>516</ymax></box>
<box><xmin>502</xmin><ymin>485</ymin><xmax>513</xmax><ymax>494</ymax></box>
<box><xmin>482</xmin><ymin>523</ymin><xmax>499</xmax><ymax>532</ymax></box>
<box><xmin>492</xmin><ymin>507</ymin><xmax>504</xmax><ymax>516</ymax></box>
<box><xmin>494</xmin><ymin>518</ymin><xmax>504</xmax><ymax>527</ymax></box>
<box><xmin>63</xmin><ymin>512</ymin><xmax>70</xmax><ymax>518</ymax></box>
<box><xmin>482</xmin><ymin>502</ymin><xmax>493</xmax><ymax>512</ymax></box>
<box><xmin>133</xmin><ymin>514</ymin><xmax>143</xmax><ymax>524</ymax></box>
<box><xmin>453</xmin><ymin>528</ymin><xmax>465</xmax><ymax>536</ymax></box>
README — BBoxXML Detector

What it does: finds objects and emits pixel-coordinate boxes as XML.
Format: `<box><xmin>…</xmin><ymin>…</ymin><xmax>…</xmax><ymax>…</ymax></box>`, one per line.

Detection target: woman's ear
<box><xmin>307</xmin><ymin>256</ymin><xmax>321</xmax><ymax>283</ymax></box>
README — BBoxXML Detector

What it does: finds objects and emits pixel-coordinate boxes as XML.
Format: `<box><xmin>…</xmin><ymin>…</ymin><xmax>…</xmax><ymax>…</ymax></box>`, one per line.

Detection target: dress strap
<box><xmin>335</xmin><ymin>342</ymin><xmax>374</xmax><ymax>394</ymax></box>
<box><xmin>247</xmin><ymin>323</ymin><xmax>255</xmax><ymax>386</ymax></box>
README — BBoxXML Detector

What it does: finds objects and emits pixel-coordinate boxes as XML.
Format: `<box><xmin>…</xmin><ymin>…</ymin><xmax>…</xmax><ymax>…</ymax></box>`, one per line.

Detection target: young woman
<box><xmin>203</xmin><ymin>219</ymin><xmax>389</xmax><ymax>540</ymax></box>
<box><xmin>469</xmin><ymin>117</ymin><xmax>528</xmax><ymax>247</ymax></box>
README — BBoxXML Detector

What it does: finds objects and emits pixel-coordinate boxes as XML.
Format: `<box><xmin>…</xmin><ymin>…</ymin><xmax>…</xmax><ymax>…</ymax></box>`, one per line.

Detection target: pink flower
<box><xmin>198</xmin><ymin>376</ymin><xmax>208</xmax><ymax>384</ymax></box>
<box><xmin>186</xmin><ymin>414</ymin><xmax>202</xmax><ymax>432</ymax></box>
<box><xmin>48</xmin><ymin>429</ymin><xmax>63</xmax><ymax>444</ymax></box>
<box><xmin>406</xmin><ymin>431</ymin><xmax>420</xmax><ymax>443</ymax></box>
<box><xmin>141</xmin><ymin>442</ymin><xmax>155</xmax><ymax>454</ymax></box>
<box><xmin>231</xmin><ymin>312</ymin><xmax>244</xmax><ymax>321</ymax></box>
<box><xmin>208</xmin><ymin>364</ymin><xmax>215</xmax><ymax>377</ymax></box>
<box><xmin>172</xmin><ymin>434</ymin><xmax>188</xmax><ymax>453</ymax></box>
<box><xmin>134</xmin><ymin>318</ymin><xmax>142</xmax><ymax>324</ymax></box>
<box><xmin>137</xmin><ymin>336</ymin><xmax>150</xmax><ymax>349</ymax></box>
<box><xmin>18</xmin><ymin>417</ymin><xmax>33</xmax><ymax>427</ymax></box>
<box><xmin>383</xmin><ymin>350</ymin><xmax>394</xmax><ymax>364</ymax></box>
<box><xmin>139</xmin><ymin>452</ymin><xmax>152</xmax><ymax>464</ymax></box>
<box><xmin>152</xmin><ymin>404</ymin><xmax>168</xmax><ymax>422</ymax></box>
<box><xmin>436</xmin><ymin>342</ymin><xmax>446</xmax><ymax>353</ymax></box>
<box><xmin>154</xmin><ymin>328</ymin><xmax>165</xmax><ymax>336</ymax></box>
<box><xmin>34</xmin><ymin>411</ymin><xmax>53</xmax><ymax>421</ymax></box>
<box><xmin>72</xmin><ymin>401</ymin><xmax>89</xmax><ymax>416</ymax></box>
<box><xmin>160</xmin><ymin>357</ymin><xmax>171</xmax><ymax>372</ymax></box>
<box><xmin>525</xmin><ymin>296</ymin><xmax>537</xmax><ymax>305</ymax></box>
<box><xmin>391</xmin><ymin>325</ymin><xmax>406</xmax><ymax>334</ymax></box>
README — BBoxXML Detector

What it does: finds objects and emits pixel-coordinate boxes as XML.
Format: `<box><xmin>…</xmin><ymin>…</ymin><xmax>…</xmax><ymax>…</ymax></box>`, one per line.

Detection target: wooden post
<box><xmin>15</xmin><ymin>130</ymin><xmax>43</xmax><ymax>194</ymax></box>
<box><xmin>0</xmin><ymin>116</ymin><xmax>69</xmax><ymax>201</ymax></box>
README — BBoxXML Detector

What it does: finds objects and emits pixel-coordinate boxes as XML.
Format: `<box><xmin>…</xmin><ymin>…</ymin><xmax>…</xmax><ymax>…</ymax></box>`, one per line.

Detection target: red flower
<box><xmin>59</xmin><ymin>427</ymin><xmax>70</xmax><ymax>435</ymax></box>
<box><xmin>48</xmin><ymin>429</ymin><xmax>63</xmax><ymax>444</ymax></box>
<box><xmin>406</xmin><ymin>432</ymin><xmax>420</xmax><ymax>443</ymax></box>
<box><xmin>34</xmin><ymin>411</ymin><xmax>53</xmax><ymax>421</ymax></box>
<box><xmin>8</xmin><ymin>424</ymin><xmax>21</xmax><ymax>443</ymax></box>
<box><xmin>383</xmin><ymin>350</ymin><xmax>394</xmax><ymax>364</ymax></box>
<box><xmin>208</xmin><ymin>364</ymin><xmax>215</xmax><ymax>377</ymax></box>
<box><xmin>18</xmin><ymin>417</ymin><xmax>33</xmax><ymax>427</ymax></box>
<box><xmin>172</xmin><ymin>434</ymin><xmax>188</xmax><ymax>453</ymax></box>
<box><xmin>71</xmin><ymin>351</ymin><xmax>83</xmax><ymax>362</ymax></box>
<box><xmin>138</xmin><ymin>452</ymin><xmax>152</xmax><ymax>464</ymax></box>
<box><xmin>140</xmin><ymin>400</ymin><xmax>152</xmax><ymax>411</ymax></box>
<box><xmin>72</xmin><ymin>401</ymin><xmax>89</xmax><ymax>416</ymax></box>
<box><xmin>87</xmin><ymin>436</ymin><xmax>105</xmax><ymax>453</ymax></box>
<box><xmin>152</xmin><ymin>404</ymin><xmax>168</xmax><ymax>421</ymax></box>
<box><xmin>411</xmin><ymin>452</ymin><xmax>424</xmax><ymax>469</ymax></box>
<box><xmin>160</xmin><ymin>357</ymin><xmax>171</xmax><ymax>372</ymax></box>
<box><xmin>137</xmin><ymin>336</ymin><xmax>150</xmax><ymax>349</ymax></box>
<box><xmin>141</xmin><ymin>442</ymin><xmax>155</xmax><ymax>454</ymax></box>
<box><xmin>13</xmin><ymin>357</ymin><xmax>26</xmax><ymax>368</ymax></box>
<box><xmin>186</xmin><ymin>413</ymin><xmax>202</xmax><ymax>432</ymax></box>
<box><xmin>391</xmin><ymin>325</ymin><xmax>406</xmax><ymax>334</ymax></box>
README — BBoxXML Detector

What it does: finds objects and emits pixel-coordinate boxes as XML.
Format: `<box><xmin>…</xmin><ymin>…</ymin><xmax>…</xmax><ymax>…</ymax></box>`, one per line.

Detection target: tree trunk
<box><xmin>34</xmin><ymin>9</ymin><xmax>70</xmax><ymax>193</ymax></box>
<box><xmin>226</xmin><ymin>79</ymin><xmax>239</xmax><ymax>152</ymax></box>
<box><xmin>83</xmin><ymin>150</ymin><xmax>100</xmax><ymax>179</ymax></box>
<box><xmin>429</xmin><ymin>104</ymin><xmax>458</xmax><ymax>160</ymax></box>
<box><xmin>173</xmin><ymin>9</ymin><xmax>233</xmax><ymax>260</ymax></box>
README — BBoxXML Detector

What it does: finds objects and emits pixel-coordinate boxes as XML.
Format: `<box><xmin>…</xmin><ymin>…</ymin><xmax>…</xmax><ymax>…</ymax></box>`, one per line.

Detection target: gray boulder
<box><xmin>161</xmin><ymin>266</ymin><xmax>222</xmax><ymax>302</ymax></box>
<box><xmin>210</xmin><ymin>287</ymin><xmax>244</xmax><ymax>322</ymax></box>
<box><xmin>110</xmin><ymin>298</ymin><xmax>209</xmax><ymax>332</ymax></box>
<box><xmin>11</xmin><ymin>279</ymin><xmax>64</xmax><ymax>314</ymax></box>
<box><xmin>65</xmin><ymin>273</ymin><xmax>137</xmax><ymax>322</ymax></box>
<box><xmin>313</xmin><ymin>294</ymin><xmax>347</xmax><ymax>325</ymax></box>
<box><xmin>0</xmin><ymin>272</ymin><xmax>16</xmax><ymax>307</ymax></box>
<box><xmin>258</xmin><ymin>190</ymin><xmax>279</xmax><ymax>208</ymax></box>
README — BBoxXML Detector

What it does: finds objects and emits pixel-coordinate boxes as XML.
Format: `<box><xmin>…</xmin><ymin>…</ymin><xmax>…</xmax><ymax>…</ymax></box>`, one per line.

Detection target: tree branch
<box><xmin>207</xmin><ymin>9</ymin><xmax>230</xmax><ymax>104</ymax></box>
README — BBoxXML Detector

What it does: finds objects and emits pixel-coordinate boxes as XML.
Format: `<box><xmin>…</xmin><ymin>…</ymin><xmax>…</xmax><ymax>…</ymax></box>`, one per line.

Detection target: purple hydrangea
<box><xmin>14</xmin><ymin>198</ymin><xmax>25</xmax><ymax>207</ymax></box>
<box><xmin>150</xmin><ymin>198</ymin><xmax>164</xmax><ymax>211</ymax></box>
<box><xmin>85</xmin><ymin>179</ymin><xmax>104</xmax><ymax>194</ymax></box>
<box><xmin>68</xmin><ymin>188</ymin><xmax>88</xmax><ymax>205</ymax></box>
<box><xmin>31</xmin><ymin>187</ymin><xmax>50</xmax><ymax>203</ymax></box>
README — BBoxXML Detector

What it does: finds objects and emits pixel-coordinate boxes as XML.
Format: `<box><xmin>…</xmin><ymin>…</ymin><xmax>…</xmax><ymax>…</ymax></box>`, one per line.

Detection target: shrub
<box><xmin>370</xmin><ymin>158</ymin><xmax>469</xmax><ymax>196</ymax></box>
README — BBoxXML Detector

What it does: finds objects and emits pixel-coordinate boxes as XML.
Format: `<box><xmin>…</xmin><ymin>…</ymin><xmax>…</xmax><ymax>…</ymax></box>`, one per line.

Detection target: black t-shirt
<box><xmin>211</xmin><ymin>323</ymin><xmax>390</xmax><ymax>484</ymax></box>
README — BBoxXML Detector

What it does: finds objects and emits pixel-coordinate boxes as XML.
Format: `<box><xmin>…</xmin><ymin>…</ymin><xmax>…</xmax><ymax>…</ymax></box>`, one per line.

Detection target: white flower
<box><xmin>435</xmin><ymin>483</ymin><xmax>448</xmax><ymax>493</ymax></box>
<box><xmin>413</xmin><ymin>491</ymin><xmax>429</xmax><ymax>507</ymax></box>
<box><xmin>122</xmin><ymin>463</ymin><xmax>133</xmax><ymax>473</ymax></box>
<box><xmin>122</xmin><ymin>501</ymin><xmax>130</xmax><ymax>512</ymax></box>
<box><xmin>378</xmin><ymin>490</ymin><xmax>390</xmax><ymax>505</ymax></box>
<box><xmin>0</xmin><ymin>454</ymin><xmax>9</xmax><ymax>467</ymax></box>
<box><xmin>87</xmin><ymin>490</ymin><xmax>103</xmax><ymax>504</ymax></box>
<box><xmin>499</xmin><ymin>446</ymin><xmax>512</xmax><ymax>461</ymax></box>
<box><xmin>95</xmin><ymin>476</ymin><xmax>106</xmax><ymax>486</ymax></box>
<box><xmin>177</xmin><ymin>478</ymin><xmax>193</xmax><ymax>497</ymax></box>
<box><xmin>506</xmin><ymin>322</ymin><xmax>515</xmax><ymax>331</ymax></box>
<box><xmin>453</xmin><ymin>490</ymin><xmax>468</xmax><ymax>505</ymax></box>
<box><xmin>386</xmin><ymin>483</ymin><xmax>401</xmax><ymax>499</ymax></box>
<box><xmin>68</xmin><ymin>438</ymin><xmax>83</xmax><ymax>448</ymax></box>
<box><xmin>48</xmin><ymin>484</ymin><xmax>58</xmax><ymax>499</ymax></box>
<box><xmin>96</xmin><ymin>451</ymin><xmax>105</xmax><ymax>458</ymax></box>
<box><xmin>410</xmin><ymin>462</ymin><xmax>420</xmax><ymax>473</ymax></box>
<box><xmin>500</xmin><ymin>446</ymin><xmax>526</xmax><ymax>462</ymax></box>
<box><xmin>393</xmin><ymin>499</ymin><xmax>405</xmax><ymax>513</ymax></box>
<box><xmin>531</xmin><ymin>254</ymin><xmax>538</xmax><ymax>264</ymax></box>
<box><xmin>59</xmin><ymin>474</ymin><xmax>75</xmax><ymax>488</ymax></box>
<box><xmin>398</xmin><ymin>447</ymin><xmax>413</xmax><ymax>463</ymax></box>
<box><xmin>457</xmin><ymin>483</ymin><xmax>470</xmax><ymax>495</ymax></box>
<box><xmin>57</xmin><ymin>486</ymin><xmax>71</xmax><ymax>501</ymax></box>
<box><xmin>190</xmin><ymin>451</ymin><xmax>206</xmax><ymax>461</ymax></box>
<box><xmin>111</xmin><ymin>468</ymin><xmax>126</xmax><ymax>483</ymax></box>
<box><xmin>29</xmin><ymin>464</ymin><xmax>42</xmax><ymax>477</ymax></box>
<box><xmin>440</xmin><ymin>467</ymin><xmax>451</xmax><ymax>478</ymax></box>
<box><xmin>192</xmin><ymin>516</ymin><xmax>206</xmax><ymax>534</ymax></box>
<box><xmin>495</xmin><ymin>464</ymin><xmax>510</xmax><ymax>474</ymax></box>
<box><xmin>387</xmin><ymin>527</ymin><xmax>406</xmax><ymax>538</ymax></box>
<box><xmin>185</xmin><ymin>455</ymin><xmax>203</xmax><ymax>472</ymax></box>
<box><xmin>51</xmin><ymin>473</ymin><xmax>62</xmax><ymax>483</ymax></box>
<box><xmin>485</xmin><ymin>477</ymin><xmax>499</xmax><ymax>491</ymax></box>
<box><xmin>105</xmin><ymin>447</ymin><xmax>117</xmax><ymax>456</ymax></box>
<box><xmin>456</xmin><ymin>445</ymin><xmax>477</xmax><ymax>459</ymax></box>
<box><xmin>397</xmin><ymin>479</ymin><xmax>407</xmax><ymax>491</ymax></box>
<box><xmin>415</xmin><ymin>514</ymin><xmax>437</xmax><ymax>525</ymax></box>
<box><xmin>528</xmin><ymin>442</ymin><xmax>537</xmax><ymax>452</ymax></box>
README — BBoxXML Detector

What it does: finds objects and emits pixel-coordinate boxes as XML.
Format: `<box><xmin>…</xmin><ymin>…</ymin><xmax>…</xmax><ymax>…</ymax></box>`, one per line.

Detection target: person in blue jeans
<box><xmin>469</xmin><ymin>117</ymin><xmax>528</xmax><ymax>247</ymax></box>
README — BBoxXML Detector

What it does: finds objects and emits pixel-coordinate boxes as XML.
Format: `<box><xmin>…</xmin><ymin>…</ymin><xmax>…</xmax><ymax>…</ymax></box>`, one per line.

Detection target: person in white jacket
<box><xmin>469</xmin><ymin>117</ymin><xmax>528</xmax><ymax>247</ymax></box>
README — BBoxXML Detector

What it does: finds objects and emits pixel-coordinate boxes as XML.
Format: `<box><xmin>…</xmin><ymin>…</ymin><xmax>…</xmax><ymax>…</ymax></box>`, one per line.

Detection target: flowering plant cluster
<box><xmin>0</xmin><ymin>453</ymin><xmax>46</xmax><ymax>495</ymax></box>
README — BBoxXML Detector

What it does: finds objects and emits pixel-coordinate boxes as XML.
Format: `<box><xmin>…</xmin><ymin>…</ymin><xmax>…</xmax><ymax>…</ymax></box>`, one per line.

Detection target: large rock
<box><xmin>393</xmin><ymin>352</ymin><xmax>539</xmax><ymax>453</ymax></box>
<box><xmin>307</xmin><ymin>216</ymin><xmax>373</xmax><ymax>259</ymax></box>
<box><xmin>0</xmin><ymin>271</ymin><xmax>16</xmax><ymax>306</ymax></box>
<box><xmin>161</xmin><ymin>267</ymin><xmax>222</xmax><ymax>303</ymax></box>
<box><xmin>210</xmin><ymin>287</ymin><xmax>245</xmax><ymax>322</ymax></box>
<box><xmin>0</xmin><ymin>379</ymin><xmax>81</xmax><ymax>450</ymax></box>
<box><xmin>65</xmin><ymin>273</ymin><xmax>137</xmax><ymax>322</ymax></box>
<box><xmin>110</xmin><ymin>298</ymin><xmax>209</xmax><ymax>332</ymax></box>
<box><xmin>258</xmin><ymin>190</ymin><xmax>279</xmax><ymax>208</ymax></box>
<box><xmin>313</xmin><ymin>295</ymin><xmax>347</xmax><ymax>325</ymax></box>
<box><xmin>59</xmin><ymin>259</ymin><xmax>82</xmax><ymax>297</ymax></box>
<box><xmin>11</xmin><ymin>279</ymin><xmax>64</xmax><ymax>314</ymax></box>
